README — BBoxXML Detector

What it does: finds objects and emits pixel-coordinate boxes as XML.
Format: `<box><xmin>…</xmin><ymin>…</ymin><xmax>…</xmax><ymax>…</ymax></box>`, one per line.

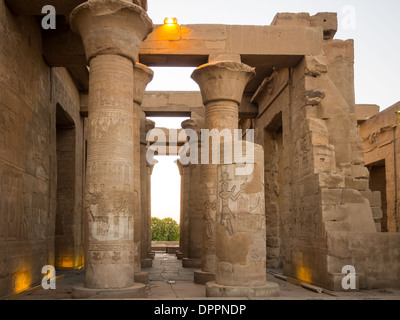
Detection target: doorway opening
<box><xmin>264</xmin><ymin>112</ymin><xmax>284</xmax><ymax>269</ymax></box>
<box><xmin>367</xmin><ymin>159</ymin><xmax>388</xmax><ymax>232</ymax></box>
<box><xmin>55</xmin><ymin>104</ymin><xmax>80</xmax><ymax>269</ymax></box>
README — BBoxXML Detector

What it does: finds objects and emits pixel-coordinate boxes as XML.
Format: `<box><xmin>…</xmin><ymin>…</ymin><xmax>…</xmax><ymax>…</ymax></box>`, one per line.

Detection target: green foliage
<box><xmin>151</xmin><ymin>217</ymin><xmax>180</xmax><ymax>241</ymax></box>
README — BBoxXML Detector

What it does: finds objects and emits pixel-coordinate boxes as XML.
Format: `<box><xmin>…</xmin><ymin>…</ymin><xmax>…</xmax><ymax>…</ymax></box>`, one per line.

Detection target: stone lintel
<box><xmin>141</xmin><ymin>91</ymin><xmax>258</xmax><ymax>119</ymax></box>
<box><xmin>140</xmin><ymin>24</ymin><xmax>323</xmax><ymax>58</ymax></box>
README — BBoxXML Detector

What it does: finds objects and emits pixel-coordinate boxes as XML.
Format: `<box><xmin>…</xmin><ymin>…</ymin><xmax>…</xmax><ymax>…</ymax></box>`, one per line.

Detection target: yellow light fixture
<box><xmin>164</xmin><ymin>17</ymin><xmax>178</xmax><ymax>25</ymax></box>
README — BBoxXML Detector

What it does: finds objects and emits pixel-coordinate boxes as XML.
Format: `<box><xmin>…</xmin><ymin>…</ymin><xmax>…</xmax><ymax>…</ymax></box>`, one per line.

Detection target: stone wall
<box><xmin>0</xmin><ymin>0</ymin><xmax>83</xmax><ymax>298</ymax></box>
<box><xmin>253</xmin><ymin>19</ymin><xmax>400</xmax><ymax>290</ymax></box>
<box><xmin>359</xmin><ymin>102</ymin><xmax>400</xmax><ymax>233</ymax></box>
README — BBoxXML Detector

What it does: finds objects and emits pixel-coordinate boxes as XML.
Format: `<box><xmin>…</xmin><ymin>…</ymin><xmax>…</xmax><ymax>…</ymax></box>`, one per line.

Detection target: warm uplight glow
<box><xmin>297</xmin><ymin>266</ymin><xmax>312</xmax><ymax>283</ymax></box>
<box><xmin>164</xmin><ymin>17</ymin><xmax>178</xmax><ymax>25</ymax></box>
<box><xmin>14</xmin><ymin>271</ymin><xmax>31</xmax><ymax>293</ymax></box>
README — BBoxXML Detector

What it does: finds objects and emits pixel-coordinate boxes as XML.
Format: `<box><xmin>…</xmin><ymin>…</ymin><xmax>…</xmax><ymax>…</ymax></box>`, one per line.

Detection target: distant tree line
<box><xmin>151</xmin><ymin>217</ymin><xmax>180</xmax><ymax>241</ymax></box>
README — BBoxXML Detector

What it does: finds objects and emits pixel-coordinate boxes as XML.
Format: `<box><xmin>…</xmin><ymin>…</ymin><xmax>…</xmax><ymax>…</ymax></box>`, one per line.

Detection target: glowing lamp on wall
<box><xmin>164</xmin><ymin>17</ymin><xmax>178</xmax><ymax>25</ymax></box>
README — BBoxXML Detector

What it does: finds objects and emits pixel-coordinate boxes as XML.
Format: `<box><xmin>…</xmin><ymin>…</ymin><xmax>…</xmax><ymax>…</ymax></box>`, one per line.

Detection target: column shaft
<box><xmin>85</xmin><ymin>54</ymin><xmax>135</xmax><ymax>289</ymax></box>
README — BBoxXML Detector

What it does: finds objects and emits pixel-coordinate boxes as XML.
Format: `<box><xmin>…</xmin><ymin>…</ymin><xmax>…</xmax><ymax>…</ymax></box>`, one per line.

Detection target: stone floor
<box><xmin>14</xmin><ymin>253</ymin><xmax>400</xmax><ymax>300</ymax></box>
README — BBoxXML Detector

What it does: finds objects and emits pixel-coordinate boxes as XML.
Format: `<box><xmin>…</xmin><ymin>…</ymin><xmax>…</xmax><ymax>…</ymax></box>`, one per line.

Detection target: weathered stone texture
<box><xmin>0</xmin><ymin>1</ymin><xmax>83</xmax><ymax>299</ymax></box>
<box><xmin>359</xmin><ymin>102</ymin><xmax>400</xmax><ymax>233</ymax></box>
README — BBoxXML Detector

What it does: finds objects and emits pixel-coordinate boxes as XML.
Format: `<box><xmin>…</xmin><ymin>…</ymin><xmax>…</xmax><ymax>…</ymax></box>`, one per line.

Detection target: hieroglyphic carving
<box><xmin>218</xmin><ymin>168</ymin><xmax>244</xmax><ymax>235</ymax></box>
<box><xmin>85</xmin><ymin>183</ymin><xmax>133</xmax><ymax>243</ymax></box>
<box><xmin>203</xmin><ymin>199</ymin><xmax>216</xmax><ymax>239</ymax></box>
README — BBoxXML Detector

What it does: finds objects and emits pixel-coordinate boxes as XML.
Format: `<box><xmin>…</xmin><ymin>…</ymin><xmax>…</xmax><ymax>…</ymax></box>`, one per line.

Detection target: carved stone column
<box><xmin>181</xmin><ymin>119</ymin><xmax>203</xmax><ymax>268</ymax></box>
<box><xmin>191</xmin><ymin>61</ymin><xmax>255</xmax><ymax>284</ymax></box>
<box><xmin>70</xmin><ymin>0</ymin><xmax>152</xmax><ymax>298</ymax></box>
<box><xmin>140</xmin><ymin>118</ymin><xmax>156</xmax><ymax>268</ymax></box>
<box><xmin>132</xmin><ymin>63</ymin><xmax>153</xmax><ymax>284</ymax></box>
<box><xmin>206</xmin><ymin>142</ymin><xmax>280</xmax><ymax>297</ymax></box>
<box><xmin>175</xmin><ymin>160</ymin><xmax>188</xmax><ymax>259</ymax></box>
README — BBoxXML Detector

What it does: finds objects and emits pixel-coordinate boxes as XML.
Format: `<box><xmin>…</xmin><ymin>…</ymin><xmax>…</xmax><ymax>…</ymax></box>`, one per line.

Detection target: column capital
<box><xmin>145</xmin><ymin>119</ymin><xmax>156</xmax><ymax>133</ymax></box>
<box><xmin>70</xmin><ymin>0</ymin><xmax>153</xmax><ymax>63</ymax></box>
<box><xmin>181</xmin><ymin>119</ymin><xmax>202</xmax><ymax>135</ymax></box>
<box><xmin>133</xmin><ymin>63</ymin><xmax>154</xmax><ymax>105</ymax></box>
<box><xmin>191</xmin><ymin>61</ymin><xmax>255</xmax><ymax>105</ymax></box>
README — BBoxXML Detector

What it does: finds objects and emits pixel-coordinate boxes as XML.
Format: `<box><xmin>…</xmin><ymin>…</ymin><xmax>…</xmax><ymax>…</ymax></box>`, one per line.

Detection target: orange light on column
<box><xmin>164</xmin><ymin>17</ymin><xmax>178</xmax><ymax>25</ymax></box>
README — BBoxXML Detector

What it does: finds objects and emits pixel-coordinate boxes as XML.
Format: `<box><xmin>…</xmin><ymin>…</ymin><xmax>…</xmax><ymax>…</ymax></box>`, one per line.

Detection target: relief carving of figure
<box><xmin>219</xmin><ymin>181</ymin><xmax>244</xmax><ymax>236</ymax></box>
<box><xmin>203</xmin><ymin>200</ymin><xmax>216</xmax><ymax>239</ymax></box>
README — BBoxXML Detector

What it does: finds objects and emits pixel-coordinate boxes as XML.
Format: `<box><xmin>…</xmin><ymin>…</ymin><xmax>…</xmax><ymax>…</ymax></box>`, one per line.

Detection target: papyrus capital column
<box><xmin>191</xmin><ymin>61</ymin><xmax>255</xmax><ymax>284</ymax></box>
<box><xmin>70</xmin><ymin>0</ymin><xmax>152</xmax><ymax>298</ymax></box>
<box><xmin>206</xmin><ymin>142</ymin><xmax>280</xmax><ymax>297</ymax></box>
<box><xmin>70</xmin><ymin>0</ymin><xmax>152</xmax><ymax>64</ymax></box>
<box><xmin>181</xmin><ymin>119</ymin><xmax>204</xmax><ymax>268</ymax></box>
<box><xmin>140</xmin><ymin>117</ymin><xmax>156</xmax><ymax>267</ymax></box>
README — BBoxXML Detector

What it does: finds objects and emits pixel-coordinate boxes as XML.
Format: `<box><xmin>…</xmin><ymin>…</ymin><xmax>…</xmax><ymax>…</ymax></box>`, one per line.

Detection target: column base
<box><xmin>194</xmin><ymin>270</ymin><xmax>215</xmax><ymax>285</ymax></box>
<box><xmin>182</xmin><ymin>258</ymin><xmax>202</xmax><ymax>269</ymax></box>
<box><xmin>134</xmin><ymin>271</ymin><xmax>149</xmax><ymax>284</ymax></box>
<box><xmin>206</xmin><ymin>281</ymin><xmax>280</xmax><ymax>298</ymax></box>
<box><xmin>175</xmin><ymin>252</ymin><xmax>188</xmax><ymax>260</ymax></box>
<box><xmin>72</xmin><ymin>283</ymin><xmax>147</xmax><ymax>299</ymax></box>
<box><xmin>166</xmin><ymin>246</ymin><xmax>179</xmax><ymax>254</ymax></box>
<box><xmin>141</xmin><ymin>258</ymin><xmax>153</xmax><ymax>268</ymax></box>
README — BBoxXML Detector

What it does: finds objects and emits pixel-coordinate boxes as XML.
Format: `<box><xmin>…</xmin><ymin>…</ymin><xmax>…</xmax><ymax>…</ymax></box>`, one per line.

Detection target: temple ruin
<box><xmin>0</xmin><ymin>0</ymin><xmax>399</xmax><ymax>299</ymax></box>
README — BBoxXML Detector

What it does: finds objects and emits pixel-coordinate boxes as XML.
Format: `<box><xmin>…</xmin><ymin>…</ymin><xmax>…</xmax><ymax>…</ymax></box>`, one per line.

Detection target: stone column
<box><xmin>191</xmin><ymin>61</ymin><xmax>255</xmax><ymax>284</ymax></box>
<box><xmin>141</xmin><ymin>118</ymin><xmax>156</xmax><ymax>268</ymax></box>
<box><xmin>206</xmin><ymin>142</ymin><xmax>280</xmax><ymax>297</ymax></box>
<box><xmin>181</xmin><ymin>119</ymin><xmax>203</xmax><ymax>268</ymax></box>
<box><xmin>175</xmin><ymin>160</ymin><xmax>188</xmax><ymax>259</ymax></box>
<box><xmin>132</xmin><ymin>63</ymin><xmax>153</xmax><ymax>283</ymax></box>
<box><xmin>70</xmin><ymin>0</ymin><xmax>152</xmax><ymax>299</ymax></box>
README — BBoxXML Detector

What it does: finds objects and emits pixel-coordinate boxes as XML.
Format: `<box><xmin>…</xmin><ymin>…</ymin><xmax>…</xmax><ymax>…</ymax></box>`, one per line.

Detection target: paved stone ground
<box><xmin>15</xmin><ymin>253</ymin><xmax>400</xmax><ymax>300</ymax></box>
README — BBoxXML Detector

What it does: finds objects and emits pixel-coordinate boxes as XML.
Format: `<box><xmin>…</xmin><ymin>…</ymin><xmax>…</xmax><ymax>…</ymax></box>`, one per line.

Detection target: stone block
<box><xmin>351</xmin><ymin>165</ymin><xmax>370</xmax><ymax>180</ymax></box>
<box><xmin>305</xmin><ymin>55</ymin><xmax>328</xmax><ymax>76</ymax></box>
<box><xmin>313</xmin><ymin>144</ymin><xmax>336</xmax><ymax>173</ymax></box>
<box><xmin>360</xmin><ymin>191</ymin><xmax>383</xmax><ymax>207</ymax></box>
<box><xmin>322</xmin><ymin>205</ymin><xmax>347</xmax><ymax>222</ymax></box>
<box><xmin>310</xmin><ymin>13</ymin><xmax>338</xmax><ymax>40</ymax></box>
<box><xmin>327</xmin><ymin>273</ymin><xmax>360</xmax><ymax>292</ymax></box>
<box><xmin>326</xmin><ymin>255</ymin><xmax>353</xmax><ymax>273</ymax></box>
<box><xmin>310</xmin><ymin>131</ymin><xmax>330</xmax><ymax>145</ymax></box>
<box><xmin>321</xmin><ymin>188</ymin><xmax>342</xmax><ymax>205</ymax></box>
<box><xmin>271</xmin><ymin>12</ymin><xmax>311</xmax><ymax>27</ymax></box>
<box><xmin>371</xmin><ymin>207</ymin><xmax>383</xmax><ymax>220</ymax></box>
<box><xmin>341</xmin><ymin>189</ymin><xmax>366</xmax><ymax>204</ymax></box>
<box><xmin>318</xmin><ymin>172</ymin><xmax>345</xmax><ymax>189</ymax></box>
<box><xmin>344</xmin><ymin>177</ymin><xmax>370</xmax><ymax>191</ymax></box>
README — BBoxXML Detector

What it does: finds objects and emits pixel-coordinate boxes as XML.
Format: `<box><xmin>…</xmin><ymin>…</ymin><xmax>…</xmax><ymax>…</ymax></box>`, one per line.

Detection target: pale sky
<box><xmin>146</xmin><ymin>0</ymin><xmax>400</xmax><ymax>223</ymax></box>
